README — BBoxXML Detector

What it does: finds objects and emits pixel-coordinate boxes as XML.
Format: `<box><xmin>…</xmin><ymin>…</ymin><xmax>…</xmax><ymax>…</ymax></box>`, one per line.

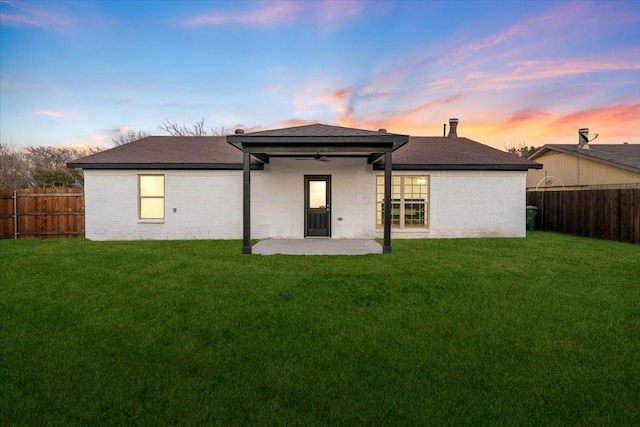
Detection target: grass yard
<box><xmin>1</xmin><ymin>232</ymin><xmax>639</xmax><ymax>426</ymax></box>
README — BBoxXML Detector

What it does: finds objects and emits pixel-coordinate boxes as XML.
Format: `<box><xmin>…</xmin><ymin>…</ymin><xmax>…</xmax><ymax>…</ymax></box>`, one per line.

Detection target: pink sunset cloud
<box><xmin>313</xmin><ymin>80</ymin><xmax>463</xmax><ymax>126</ymax></box>
<box><xmin>488</xmin><ymin>56</ymin><xmax>640</xmax><ymax>84</ymax></box>
<box><xmin>397</xmin><ymin>95</ymin><xmax>463</xmax><ymax>117</ymax></box>
<box><xmin>337</xmin><ymin>106</ymin><xmax>355</xmax><ymax>127</ymax></box>
<box><xmin>183</xmin><ymin>0</ymin><xmax>363</xmax><ymax>27</ymax></box>
<box><xmin>0</xmin><ymin>0</ymin><xmax>74</xmax><ymax>29</ymax></box>
<box><xmin>317</xmin><ymin>89</ymin><xmax>354</xmax><ymax>103</ymax></box>
<box><xmin>301</xmin><ymin>100</ymin><xmax>639</xmax><ymax>150</ymax></box>
<box><xmin>184</xmin><ymin>1</ymin><xmax>297</xmax><ymax>27</ymax></box>
<box><xmin>410</xmin><ymin>2</ymin><xmax>638</xmax><ymax>93</ymax></box>
<box><xmin>0</xmin><ymin>12</ymin><xmax>40</xmax><ymax>27</ymax></box>
<box><xmin>312</xmin><ymin>0</ymin><xmax>362</xmax><ymax>24</ymax></box>
<box><xmin>455</xmin><ymin>0</ymin><xmax>593</xmax><ymax>61</ymax></box>
<box><xmin>468</xmin><ymin>104</ymin><xmax>640</xmax><ymax>146</ymax></box>
<box><xmin>554</xmin><ymin>104</ymin><xmax>640</xmax><ymax>128</ymax></box>
<box><xmin>311</xmin><ymin>87</ymin><xmax>358</xmax><ymax>126</ymax></box>
<box><xmin>34</xmin><ymin>109</ymin><xmax>67</xmax><ymax>118</ymax></box>
<box><xmin>504</xmin><ymin>109</ymin><xmax>553</xmax><ymax>126</ymax></box>
<box><xmin>334</xmin><ymin>115</ymin><xmax>436</xmax><ymax>137</ymax></box>
<box><xmin>244</xmin><ymin>118</ymin><xmax>318</xmax><ymax>133</ymax></box>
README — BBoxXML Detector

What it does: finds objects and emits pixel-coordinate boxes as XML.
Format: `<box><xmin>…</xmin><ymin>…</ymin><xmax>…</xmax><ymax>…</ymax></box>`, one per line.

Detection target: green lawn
<box><xmin>1</xmin><ymin>233</ymin><xmax>639</xmax><ymax>426</ymax></box>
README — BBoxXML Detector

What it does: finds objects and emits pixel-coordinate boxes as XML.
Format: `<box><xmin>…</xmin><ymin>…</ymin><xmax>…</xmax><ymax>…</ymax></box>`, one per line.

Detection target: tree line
<box><xmin>504</xmin><ymin>142</ymin><xmax>538</xmax><ymax>158</ymax></box>
<box><xmin>112</xmin><ymin>118</ymin><xmax>227</xmax><ymax>146</ymax></box>
<box><xmin>0</xmin><ymin>119</ymin><xmax>227</xmax><ymax>189</ymax></box>
<box><xmin>0</xmin><ymin>142</ymin><xmax>101</xmax><ymax>189</ymax></box>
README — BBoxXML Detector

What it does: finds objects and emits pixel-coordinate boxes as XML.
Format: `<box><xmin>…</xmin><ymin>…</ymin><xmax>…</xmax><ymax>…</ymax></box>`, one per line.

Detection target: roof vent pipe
<box><xmin>443</xmin><ymin>123</ymin><xmax>447</xmax><ymax>137</ymax></box>
<box><xmin>447</xmin><ymin>118</ymin><xmax>458</xmax><ymax>139</ymax></box>
<box><xmin>578</xmin><ymin>128</ymin><xmax>598</xmax><ymax>150</ymax></box>
<box><xmin>235</xmin><ymin>129</ymin><xmax>244</xmax><ymax>135</ymax></box>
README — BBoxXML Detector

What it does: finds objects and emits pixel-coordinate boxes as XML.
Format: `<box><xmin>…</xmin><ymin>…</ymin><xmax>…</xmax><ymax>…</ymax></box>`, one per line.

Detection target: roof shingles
<box><xmin>69</xmin><ymin>126</ymin><xmax>541</xmax><ymax>171</ymax></box>
<box><xmin>383</xmin><ymin>137</ymin><xmax>541</xmax><ymax>170</ymax></box>
<box><xmin>67</xmin><ymin>136</ymin><xmax>261</xmax><ymax>169</ymax></box>
<box><xmin>239</xmin><ymin>123</ymin><xmax>399</xmax><ymax>137</ymax></box>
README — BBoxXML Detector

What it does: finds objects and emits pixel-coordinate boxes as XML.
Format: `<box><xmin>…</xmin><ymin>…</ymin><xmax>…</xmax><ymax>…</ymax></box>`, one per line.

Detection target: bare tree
<box><xmin>26</xmin><ymin>146</ymin><xmax>77</xmax><ymax>169</ymax></box>
<box><xmin>1</xmin><ymin>143</ymin><xmax>106</xmax><ymax>189</ymax></box>
<box><xmin>0</xmin><ymin>140</ymin><xmax>30</xmax><ymax>189</ymax></box>
<box><xmin>505</xmin><ymin>142</ymin><xmax>538</xmax><ymax>158</ymax></box>
<box><xmin>159</xmin><ymin>118</ymin><xmax>227</xmax><ymax>136</ymax></box>
<box><xmin>25</xmin><ymin>146</ymin><xmax>105</xmax><ymax>188</ymax></box>
<box><xmin>112</xmin><ymin>129</ymin><xmax>151</xmax><ymax>146</ymax></box>
<box><xmin>209</xmin><ymin>126</ymin><xmax>228</xmax><ymax>136</ymax></box>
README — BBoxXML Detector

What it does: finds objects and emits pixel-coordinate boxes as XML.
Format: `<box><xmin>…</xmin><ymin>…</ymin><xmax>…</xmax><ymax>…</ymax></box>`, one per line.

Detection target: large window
<box><xmin>376</xmin><ymin>175</ymin><xmax>429</xmax><ymax>228</ymax></box>
<box><xmin>139</xmin><ymin>175</ymin><xmax>164</xmax><ymax>219</ymax></box>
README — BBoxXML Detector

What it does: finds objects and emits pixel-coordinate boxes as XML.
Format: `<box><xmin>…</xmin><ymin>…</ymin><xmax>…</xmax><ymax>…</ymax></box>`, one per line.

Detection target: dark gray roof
<box><xmin>377</xmin><ymin>137</ymin><xmax>541</xmax><ymax>170</ymax></box>
<box><xmin>68</xmin><ymin>125</ymin><xmax>541</xmax><ymax>171</ymax></box>
<box><xmin>227</xmin><ymin>123</ymin><xmax>409</xmax><ymax>157</ymax></box>
<box><xmin>237</xmin><ymin>123</ymin><xmax>401</xmax><ymax>137</ymax></box>
<box><xmin>67</xmin><ymin>136</ymin><xmax>263</xmax><ymax>170</ymax></box>
<box><xmin>530</xmin><ymin>144</ymin><xmax>640</xmax><ymax>174</ymax></box>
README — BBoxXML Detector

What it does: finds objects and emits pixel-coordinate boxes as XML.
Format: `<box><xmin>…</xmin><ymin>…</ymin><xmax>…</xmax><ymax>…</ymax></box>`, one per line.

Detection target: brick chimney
<box><xmin>447</xmin><ymin>118</ymin><xmax>458</xmax><ymax>139</ymax></box>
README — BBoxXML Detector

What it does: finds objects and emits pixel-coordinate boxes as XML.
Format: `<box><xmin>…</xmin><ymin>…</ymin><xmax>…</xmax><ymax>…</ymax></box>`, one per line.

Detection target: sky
<box><xmin>1</xmin><ymin>0</ymin><xmax>639</xmax><ymax>150</ymax></box>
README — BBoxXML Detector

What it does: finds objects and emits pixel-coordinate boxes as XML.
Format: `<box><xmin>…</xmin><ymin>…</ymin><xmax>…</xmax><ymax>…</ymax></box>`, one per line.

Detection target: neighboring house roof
<box><xmin>68</xmin><ymin>124</ymin><xmax>541</xmax><ymax>171</ymax></box>
<box><xmin>67</xmin><ymin>136</ymin><xmax>264</xmax><ymax>170</ymax></box>
<box><xmin>529</xmin><ymin>144</ymin><xmax>640</xmax><ymax>174</ymax></box>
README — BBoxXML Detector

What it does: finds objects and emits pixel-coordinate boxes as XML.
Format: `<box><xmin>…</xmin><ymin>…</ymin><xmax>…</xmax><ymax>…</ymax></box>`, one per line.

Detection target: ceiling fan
<box><xmin>295</xmin><ymin>153</ymin><xmax>331</xmax><ymax>162</ymax></box>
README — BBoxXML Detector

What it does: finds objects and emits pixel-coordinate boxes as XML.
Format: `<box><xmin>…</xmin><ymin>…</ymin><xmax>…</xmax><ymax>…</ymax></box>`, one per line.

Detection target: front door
<box><xmin>305</xmin><ymin>175</ymin><xmax>331</xmax><ymax>237</ymax></box>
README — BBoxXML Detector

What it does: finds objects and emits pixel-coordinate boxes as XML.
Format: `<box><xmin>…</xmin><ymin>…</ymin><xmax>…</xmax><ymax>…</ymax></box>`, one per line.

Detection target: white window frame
<box><xmin>139</xmin><ymin>174</ymin><xmax>165</xmax><ymax>220</ymax></box>
<box><xmin>376</xmin><ymin>175</ymin><xmax>429</xmax><ymax>229</ymax></box>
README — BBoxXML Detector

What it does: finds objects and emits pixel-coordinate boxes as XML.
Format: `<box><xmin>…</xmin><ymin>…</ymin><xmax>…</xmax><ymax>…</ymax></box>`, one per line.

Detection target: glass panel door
<box><xmin>305</xmin><ymin>176</ymin><xmax>331</xmax><ymax>237</ymax></box>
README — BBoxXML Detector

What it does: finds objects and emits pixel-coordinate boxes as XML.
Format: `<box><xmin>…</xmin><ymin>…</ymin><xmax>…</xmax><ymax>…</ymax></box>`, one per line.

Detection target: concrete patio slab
<box><xmin>252</xmin><ymin>239</ymin><xmax>382</xmax><ymax>255</ymax></box>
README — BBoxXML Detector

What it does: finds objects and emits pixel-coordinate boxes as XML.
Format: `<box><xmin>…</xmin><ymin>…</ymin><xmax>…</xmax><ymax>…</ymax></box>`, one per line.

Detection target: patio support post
<box><xmin>242</xmin><ymin>151</ymin><xmax>252</xmax><ymax>254</ymax></box>
<box><xmin>383</xmin><ymin>150</ymin><xmax>392</xmax><ymax>253</ymax></box>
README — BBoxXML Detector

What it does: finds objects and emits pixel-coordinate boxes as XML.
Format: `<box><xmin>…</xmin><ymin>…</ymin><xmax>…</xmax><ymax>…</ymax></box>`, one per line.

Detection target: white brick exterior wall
<box><xmin>253</xmin><ymin>158</ymin><xmax>375</xmax><ymax>239</ymax></box>
<box><xmin>84</xmin><ymin>170</ymin><xmax>243</xmax><ymax>240</ymax></box>
<box><xmin>375</xmin><ymin>170</ymin><xmax>527</xmax><ymax>239</ymax></box>
<box><xmin>84</xmin><ymin>165</ymin><xmax>526</xmax><ymax>241</ymax></box>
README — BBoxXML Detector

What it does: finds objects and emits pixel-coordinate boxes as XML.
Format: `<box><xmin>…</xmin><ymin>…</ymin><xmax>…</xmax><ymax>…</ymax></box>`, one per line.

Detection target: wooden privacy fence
<box><xmin>0</xmin><ymin>188</ymin><xmax>84</xmax><ymax>239</ymax></box>
<box><xmin>526</xmin><ymin>189</ymin><xmax>640</xmax><ymax>244</ymax></box>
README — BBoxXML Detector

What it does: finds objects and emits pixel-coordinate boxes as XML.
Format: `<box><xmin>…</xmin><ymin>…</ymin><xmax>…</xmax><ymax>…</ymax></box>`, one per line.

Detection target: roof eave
<box><xmin>528</xmin><ymin>146</ymin><xmax>550</xmax><ymax>160</ymax></box>
<box><xmin>374</xmin><ymin>164</ymin><xmax>542</xmax><ymax>171</ymax></box>
<box><xmin>67</xmin><ymin>162</ymin><xmax>264</xmax><ymax>170</ymax></box>
<box><xmin>227</xmin><ymin>135</ymin><xmax>409</xmax><ymax>151</ymax></box>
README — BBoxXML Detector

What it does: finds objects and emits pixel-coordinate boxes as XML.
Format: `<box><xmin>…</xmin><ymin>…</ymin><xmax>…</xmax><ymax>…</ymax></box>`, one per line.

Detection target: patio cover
<box><xmin>226</xmin><ymin>124</ymin><xmax>409</xmax><ymax>254</ymax></box>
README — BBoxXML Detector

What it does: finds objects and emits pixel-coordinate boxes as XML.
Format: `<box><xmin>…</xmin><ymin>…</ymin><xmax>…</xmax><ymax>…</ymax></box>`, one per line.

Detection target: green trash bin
<box><xmin>526</xmin><ymin>206</ymin><xmax>538</xmax><ymax>231</ymax></box>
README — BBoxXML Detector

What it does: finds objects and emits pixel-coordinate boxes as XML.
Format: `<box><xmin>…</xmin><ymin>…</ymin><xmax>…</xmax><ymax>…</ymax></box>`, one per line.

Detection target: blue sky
<box><xmin>1</xmin><ymin>0</ymin><xmax>639</xmax><ymax>149</ymax></box>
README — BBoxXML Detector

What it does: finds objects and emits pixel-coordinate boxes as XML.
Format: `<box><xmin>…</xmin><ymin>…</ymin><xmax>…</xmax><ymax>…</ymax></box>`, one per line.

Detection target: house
<box><xmin>527</xmin><ymin>129</ymin><xmax>640</xmax><ymax>191</ymax></box>
<box><xmin>68</xmin><ymin>120</ymin><xmax>541</xmax><ymax>253</ymax></box>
